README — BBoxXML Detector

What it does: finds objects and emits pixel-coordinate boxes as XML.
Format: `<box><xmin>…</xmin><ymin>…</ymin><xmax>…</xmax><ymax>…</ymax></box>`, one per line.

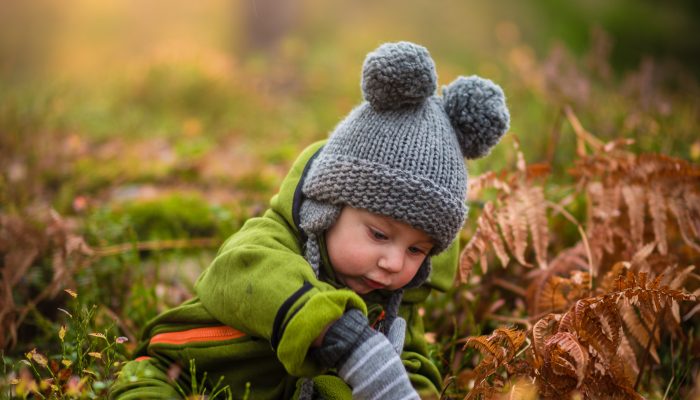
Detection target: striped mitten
<box><xmin>315</xmin><ymin>309</ymin><xmax>418</xmax><ymax>400</ymax></box>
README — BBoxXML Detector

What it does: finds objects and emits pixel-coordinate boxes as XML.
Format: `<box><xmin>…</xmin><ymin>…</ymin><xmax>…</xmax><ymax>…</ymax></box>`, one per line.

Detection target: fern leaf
<box><xmin>572</xmin><ymin>299</ymin><xmax>617</xmax><ymax>358</ymax></box>
<box><xmin>684</xmin><ymin>189</ymin><xmax>700</xmax><ymax>239</ymax></box>
<box><xmin>620</xmin><ymin>302</ymin><xmax>660</xmax><ymax>364</ymax></box>
<box><xmin>482</xmin><ymin>202</ymin><xmax>510</xmax><ymax>268</ymax></box>
<box><xmin>616</xmin><ymin>330</ymin><xmax>639</xmax><ymax>385</ymax></box>
<box><xmin>647</xmin><ymin>185</ymin><xmax>668</xmax><ymax>255</ymax></box>
<box><xmin>671</xmin><ymin>299</ymin><xmax>681</xmax><ymax>324</ymax></box>
<box><xmin>622</xmin><ymin>185</ymin><xmax>645</xmax><ymax>248</ymax></box>
<box><xmin>464</xmin><ymin>336</ymin><xmax>500</xmax><ymax>358</ymax></box>
<box><xmin>492</xmin><ymin>327</ymin><xmax>527</xmax><ymax>359</ymax></box>
<box><xmin>522</xmin><ymin>185</ymin><xmax>549</xmax><ymax>269</ymax></box>
<box><xmin>630</xmin><ymin>242</ymin><xmax>656</xmax><ymax>271</ymax></box>
<box><xmin>535</xmin><ymin>276</ymin><xmax>572</xmax><ymax>315</ymax></box>
<box><xmin>668</xmin><ymin>194</ymin><xmax>700</xmax><ymax>252</ymax></box>
<box><xmin>545</xmin><ymin>332</ymin><xmax>589</xmax><ymax>388</ymax></box>
<box><xmin>668</xmin><ymin>265</ymin><xmax>695</xmax><ymax>290</ymax></box>
<box><xmin>459</xmin><ymin>231</ymin><xmax>488</xmax><ymax>281</ymax></box>
<box><xmin>594</xmin><ymin>298</ymin><xmax>623</xmax><ymax>354</ymax></box>
<box><xmin>499</xmin><ymin>192</ymin><xmax>530</xmax><ymax>266</ymax></box>
<box><xmin>532</xmin><ymin>314</ymin><xmax>560</xmax><ymax>361</ymax></box>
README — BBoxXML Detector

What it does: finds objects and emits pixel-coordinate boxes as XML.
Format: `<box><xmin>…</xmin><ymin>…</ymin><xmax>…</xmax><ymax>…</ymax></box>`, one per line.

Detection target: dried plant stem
<box><xmin>489</xmin><ymin>314</ymin><xmax>530</xmax><ymax>328</ymax></box>
<box><xmin>93</xmin><ymin>237</ymin><xmax>220</xmax><ymax>258</ymax></box>
<box><xmin>635</xmin><ymin>302</ymin><xmax>667</xmax><ymax>391</ymax></box>
<box><xmin>546</xmin><ymin>200</ymin><xmax>595</xmax><ymax>288</ymax></box>
<box><xmin>662</xmin><ymin>376</ymin><xmax>674</xmax><ymax>400</ymax></box>
<box><xmin>492</xmin><ymin>277</ymin><xmax>527</xmax><ymax>297</ymax></box>
<box><xmin>564</xmin><ymin>105</ymin><xmax>605</xmax><ymax>155</ymax></box>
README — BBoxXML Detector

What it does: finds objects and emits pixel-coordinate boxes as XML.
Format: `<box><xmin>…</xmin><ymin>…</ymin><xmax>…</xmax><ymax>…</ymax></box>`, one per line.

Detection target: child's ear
<box><xmin>442</xmin><ymin>75</ymin><xmax>510</xmax><ymax>159</ymax></box>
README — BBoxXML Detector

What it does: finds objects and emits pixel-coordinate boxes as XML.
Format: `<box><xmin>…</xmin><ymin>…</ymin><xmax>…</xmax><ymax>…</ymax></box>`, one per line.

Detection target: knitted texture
<box><xmin>362</xmin><ymin>41</ymin><xmax>437</xmax><ymax>111</ymax></box>
<box><xmin>316</xmin><ymin>311</ymin><xmax>418</xmax><ymax>399</ymax></box>
<box><xmin>303</xmin><ymin>41</ymin><xmax>510</xmax><ymax>253</ymax></box>
<box><xmin>337</xmin><ymin>330</ymin><xmax>419</xmax><ymax>400</ymax></box>
<box><xmin>315</xmin><ymin>309</ymin><xmax>371</xmax><ymax>369</ymax></box>
<box><xmin>443</xmin><ymin>76</ymin><xmax>511</xmax><ymax>159</ymax></box>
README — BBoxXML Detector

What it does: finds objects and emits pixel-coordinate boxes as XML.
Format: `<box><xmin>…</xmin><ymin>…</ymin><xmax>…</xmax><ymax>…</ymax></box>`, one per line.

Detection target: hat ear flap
<box><xmin>442</xmin><ymin>76</ymin><xmax>510</xmax><ymax>159</ymax></box>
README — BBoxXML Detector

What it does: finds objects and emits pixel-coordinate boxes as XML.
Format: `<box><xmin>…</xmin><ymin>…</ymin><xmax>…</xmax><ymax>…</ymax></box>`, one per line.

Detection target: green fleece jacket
<box><xmin>112</xmin><ymin>141</ymin><xmax>458</xmax><ymax>399</ymax></box>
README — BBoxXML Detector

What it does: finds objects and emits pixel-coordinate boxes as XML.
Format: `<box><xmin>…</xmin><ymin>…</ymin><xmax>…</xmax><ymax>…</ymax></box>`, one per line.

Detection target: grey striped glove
<box><xmin>315</xmin><ymin>309</ymin><xmax>418</xmax><ymax>400</ymax></box>
<box><xmin>386</xmin><ymin>316</ymin><xmax>407</xmax><ymax>355</ymax></box>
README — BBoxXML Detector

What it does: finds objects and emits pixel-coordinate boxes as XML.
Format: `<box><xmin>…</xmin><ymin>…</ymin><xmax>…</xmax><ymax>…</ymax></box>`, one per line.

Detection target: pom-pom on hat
<box><xmin>302</xmin><ymin>41</ymin><xmax>510</xmax><ymax>254</ymax></box>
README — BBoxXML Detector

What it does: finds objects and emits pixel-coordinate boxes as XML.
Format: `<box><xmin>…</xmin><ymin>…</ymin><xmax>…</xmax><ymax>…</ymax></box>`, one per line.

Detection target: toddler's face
<box><xmin>324</xmin><ymin>206</ymin><xmax>434</xmax><ymax>294</ymax></box>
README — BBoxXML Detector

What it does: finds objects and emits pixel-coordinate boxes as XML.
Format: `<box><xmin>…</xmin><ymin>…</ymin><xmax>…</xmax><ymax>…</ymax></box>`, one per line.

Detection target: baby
<box><xmin>111</xmin><ymin>41</ymin><xmax>509</xmax><ymax>399</ymax></box>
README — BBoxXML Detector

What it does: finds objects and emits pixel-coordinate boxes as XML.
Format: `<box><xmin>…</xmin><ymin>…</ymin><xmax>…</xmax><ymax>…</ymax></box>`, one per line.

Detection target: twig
<box><xmin>93</xmin><ymin>237</ymin><xmax>220</xmax><ymax>258</ymax></box>
<box><xmin>564</xmin><ymin>105</ymin><xmax>605</xmax><ymax>155</ymax></box>
<box><xmin>488</xmin><ymin>314</ymin><xmax>531</xmax><ymax>328</ymax></box>
<box><xmin>635</xmin><ymin>302</ymin><xmax>667</xmax><ymax>391</ymax></box>
<box><xmin>662</xmin><ymin>376</ymin><xmax>674</xmax><ymax>400</ymax></box>
<box><xmin>546</xmin><ymin>200</ymin><xmax>595</xmax><ymax>289</ymax></box>
<box><xmin>492</xmin><ymin>277</ymin><xmax>527</xmax><ymax>297</ymax></box>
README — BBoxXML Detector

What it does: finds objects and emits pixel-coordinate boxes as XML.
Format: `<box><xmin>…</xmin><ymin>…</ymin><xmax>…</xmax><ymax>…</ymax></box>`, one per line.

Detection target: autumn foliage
<box><xmin>451</xmin><ymin>109</ymin><xmax>699</xmax><ymax>399</ymax></box>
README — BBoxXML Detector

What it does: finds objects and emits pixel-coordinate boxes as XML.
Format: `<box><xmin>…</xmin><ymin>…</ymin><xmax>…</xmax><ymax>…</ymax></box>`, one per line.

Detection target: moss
<box><xmin>104</xmin><ymin>193</ymin><xmax>242</xmax><ymax>242</ymax></box>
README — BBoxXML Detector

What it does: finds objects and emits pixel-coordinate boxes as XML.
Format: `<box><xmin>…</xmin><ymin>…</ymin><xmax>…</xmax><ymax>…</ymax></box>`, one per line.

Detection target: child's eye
<box><xmin>408</xmin><ymin>246</ymin><xmax>426</xmax><ymax>255</ymax></box>
<box><xmin>369</xmin><ymin>228</ymin><xmax>388</xmax><ymax>241</ymax></box>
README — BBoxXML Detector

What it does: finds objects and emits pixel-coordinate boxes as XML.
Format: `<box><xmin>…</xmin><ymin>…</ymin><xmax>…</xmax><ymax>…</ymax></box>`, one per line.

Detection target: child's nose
<box><xmin>378</xmin><ymin>248</ymin><xmax>405</xmax><ymax>273</ymax></box>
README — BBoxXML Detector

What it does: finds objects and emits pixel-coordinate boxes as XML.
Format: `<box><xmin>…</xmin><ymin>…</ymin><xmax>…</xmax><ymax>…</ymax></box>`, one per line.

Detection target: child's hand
<box><xmin>386</xmin><ymin>316</ymin><xmax>407</xmax><ymax>355</ymax></box>
<box><xmin>315</xmin><ymin>309</ymin><xmax>419</xmax><ymax>400</ymax></box>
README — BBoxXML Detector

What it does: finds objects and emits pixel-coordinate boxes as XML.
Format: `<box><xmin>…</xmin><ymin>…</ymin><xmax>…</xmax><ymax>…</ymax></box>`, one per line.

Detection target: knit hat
<box><xmin>301</xmin><ymin>41</ymin><xmax>509</xmax><ymax>255</ymax></box>
<box><xmin>297</xmin><ymin>42</ymin><xmax>508</xmax><ymax>397</ymax></box>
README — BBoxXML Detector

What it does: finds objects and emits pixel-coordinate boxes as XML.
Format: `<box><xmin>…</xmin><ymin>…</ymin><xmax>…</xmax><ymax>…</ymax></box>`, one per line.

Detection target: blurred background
<box><xmin>3</xmin><ymin>0</ymin><xmax>700</xmax><ymax>214</ymax></box>
<box><xmin>2</xmin><ymin>0</ymin><xmax>700</xmax><ymax>393</ymax></box>
<box><xmin>3</xmin><ymin>0</ymin><xmax>700</xmax><ymax>318</ymax></box>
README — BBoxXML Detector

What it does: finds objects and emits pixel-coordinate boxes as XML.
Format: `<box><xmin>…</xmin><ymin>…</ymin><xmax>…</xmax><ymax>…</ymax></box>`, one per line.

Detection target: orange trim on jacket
<box><xmin>149</xmin><ymin>326</ymin><xmax>245</xmax><ymax>346</ymax></box>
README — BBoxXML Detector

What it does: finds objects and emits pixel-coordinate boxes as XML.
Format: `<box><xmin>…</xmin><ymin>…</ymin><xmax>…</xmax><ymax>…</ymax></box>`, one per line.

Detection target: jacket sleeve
<box><xmin>400</xmin><ymin>239</ymin><xmax>460</xmax><ymax>396</ymax></box>
<box><xmin>194</xmin><ymin>209</ymin><xmax>366</xmax><ymax>377</ymax></box>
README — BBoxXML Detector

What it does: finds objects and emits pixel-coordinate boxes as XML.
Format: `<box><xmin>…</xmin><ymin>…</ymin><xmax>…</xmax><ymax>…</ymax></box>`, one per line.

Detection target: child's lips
<box><xmin>362</xmin><ymin>277</ymin><xmax>387</xmax><ymax>290</ymax></box>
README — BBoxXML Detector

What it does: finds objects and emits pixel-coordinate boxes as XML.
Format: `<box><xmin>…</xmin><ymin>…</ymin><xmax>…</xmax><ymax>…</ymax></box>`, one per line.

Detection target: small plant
<box><xmin>173</xmin><ymin>359</ymin><xmax>239</xmax><ymax>400</ymax></box>
<box><xmin>5</xmin><ymin>290</ymin><xmax>130</xmax><ymax>399</ymax></box>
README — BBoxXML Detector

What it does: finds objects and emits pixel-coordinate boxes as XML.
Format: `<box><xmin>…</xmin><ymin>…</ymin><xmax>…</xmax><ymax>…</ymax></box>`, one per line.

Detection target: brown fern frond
<box><xmin>545</xmin><ymin>331</ymin><xmax>589</xmax><ymax>388</ymax></box>
<box><xmin>620</xmin><ymin>302</ymin><xmax>660</xmax><ymax>364</ymax></box>
<box><xmin>462</xmin><ymin>326</ymin><xmax>531</xmax><ymax>400</ymax></box>
<box><xmin>492</xmin><ymin>327</ymin><xmax>527</xmax><ymax>359</ymax></box>
<box><xmin>593</xmin><ymin>298</ymin><xmax>623</xmax><ymax>356</ymax></box>
<box><xmin>629</xmin><ymin>242</ymin><xmax>656</xmax><ymax>272</ymax></box>
<box><xmin>520</xmin><ymin>185</ymin><xmax>549</xmax><ymax>269</ymax></box>
<box><xmin>498</xmin><ymin>193</ymin><xmax>530</xmax><ymax>266</ymax></box>
<box><xmin>464</xmin><ymin>336</ymin><xmax>501</xmax><ymax>360</ymax></box>
<box><xmin>467</xmin><ymin>171</ymin><xmax>512</xmax><ymax>200</ymax></box>
<box><xmin>532</xmin><ymin>314</ymin><xmax>560</xmax><ymax>365</ymax></box>
<box><xmin>535</xmin><ymin>276</ymin><xmax>571</xmax><ymax>315</ymax></box>
<box><xmin>482</xmin><ymin>202</ymin><xmax>511</xmax><ymax>268</ymax></box>
<box><xmin>459</xmin><ymin>229</ymin><xmax>489</xmax><ymax>282</ymax></box>
<box><xmin>668</xmin><ymin>265</ymin><xmax>695</xmax><ymax>290</ymax></box>
<box><xmin>571</xmin><ymin>299</ymin><xmax>618</xmax><ymax>359</ymax></box>
<box><xmin>525</xmin><ymin>244</ymin><xmax>589</xmax><ymax>316</ymax></box>
<box><xmin>587</xmin><ymin>182</ymin><xmax>620</xmax><ymax>254</ymax></box>
<box><xmin>616</xmin><ymin>330</ymin><xmax>639</xmax><ymax>385</ymax></box>
<box><xmin>668</xmin><ymin>194</ymin><xmax>700</xmax><ymax>252</ymax></box>
<box><xmin>598</xmin><ymin>261</ymin><xmax>629</xmax><ymax>293</ymax></box>
<box><xmin>684</xmin><ymin>189</ymin><xmax>700</xmax><ymax>238</ymax></box>
<box><xmin>647</xmin><ymin>185</ymin><xmax>668</xmax><ymax>255</ymax></box>
<box><xmin>621</xmin><ymin>185</ymin><xmax>646</xmax><ymax>248</ymax></box>
<box><xmin>527</xmin><ymin>267</ymin><xmax>590</xmax><ymax>316</ymax></box>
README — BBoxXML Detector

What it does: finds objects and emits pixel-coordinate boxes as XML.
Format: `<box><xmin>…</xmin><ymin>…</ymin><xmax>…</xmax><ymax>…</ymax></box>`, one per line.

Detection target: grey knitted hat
<box><xmin>301</xmin><ymin>41</ymin><xmax>510</xmax><ymax>254</ymax></box>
